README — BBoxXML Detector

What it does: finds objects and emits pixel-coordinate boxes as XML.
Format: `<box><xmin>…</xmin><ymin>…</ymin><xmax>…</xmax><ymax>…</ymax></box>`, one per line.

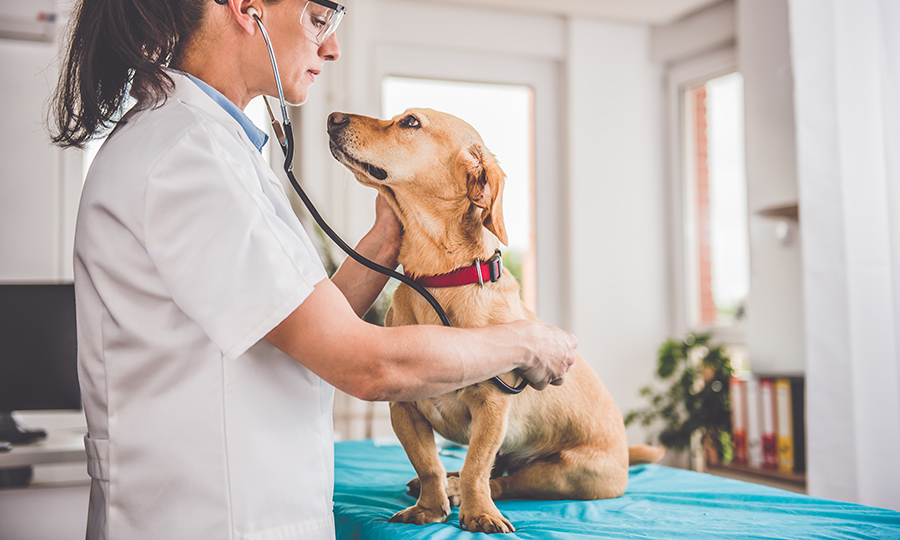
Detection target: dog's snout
<box><xmin>328</xmin><ymin>112</ymin><xmax>350</xmax><ymax>134</ymax></box>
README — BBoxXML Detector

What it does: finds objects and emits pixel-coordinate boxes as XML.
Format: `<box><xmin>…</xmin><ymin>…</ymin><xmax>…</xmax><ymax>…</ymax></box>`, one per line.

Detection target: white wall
<box><xmin>651</xmin><ymin>0</ymin><xmax>735</xmax><ymax>64</ymax></box>
<box><xmin>738</xmin><ymin>0</ymin><xmax>806</xmax><ymax>376</ymax></box>
<box><xmin>565</xmin><ymin>18</ymin><xmax>669</xmax><ymax>447</ymax></box>
<box><xmin>0</xmin><ymin>35</ymin><xmax>81</xmax><ymax>283</ymax></box>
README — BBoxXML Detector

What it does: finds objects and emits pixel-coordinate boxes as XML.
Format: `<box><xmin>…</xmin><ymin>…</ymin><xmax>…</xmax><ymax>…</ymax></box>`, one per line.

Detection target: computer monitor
<box><xmin>0</xmin><ymin>283</ymin><xmax>80</xmax><ymax>444</ymax></box>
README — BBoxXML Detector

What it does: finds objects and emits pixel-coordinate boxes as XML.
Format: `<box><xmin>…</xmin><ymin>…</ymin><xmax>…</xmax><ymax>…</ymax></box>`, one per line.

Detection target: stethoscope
<box><xmin>247</xmin><ymin>7</ymin><xmax>527</xmax><ymax>394</ymax></box>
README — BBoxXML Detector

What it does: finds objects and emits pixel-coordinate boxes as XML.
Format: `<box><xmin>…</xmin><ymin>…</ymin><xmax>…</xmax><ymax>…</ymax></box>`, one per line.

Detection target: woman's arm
<box><xmin>265</xmin><ymin>279</ymin><xmax>577</xmax><ymax>402</ymax></box>
<box><xmin>330</xmin><ymin>194</ymin><xmax>401</xmax><ymax>318</ymax></box>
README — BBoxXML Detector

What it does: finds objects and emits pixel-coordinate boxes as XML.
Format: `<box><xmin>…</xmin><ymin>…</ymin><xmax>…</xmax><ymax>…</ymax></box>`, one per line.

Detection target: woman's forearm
<box><xmin>358</xmin><ymin>322</ymin><xmax>564</xmax><ymax>402</ymax></box>
<box><xmin>265</xmin><ymin>281</ymin><xmax>577</xmax><ymax>402</ymax></box>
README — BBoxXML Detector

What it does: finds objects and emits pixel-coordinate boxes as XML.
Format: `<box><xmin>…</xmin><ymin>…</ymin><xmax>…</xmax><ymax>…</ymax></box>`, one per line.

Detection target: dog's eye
<box><xmin>399</xmin><ymin>115</ymin><xmax>421</xmax><ymax>129</ymax></box>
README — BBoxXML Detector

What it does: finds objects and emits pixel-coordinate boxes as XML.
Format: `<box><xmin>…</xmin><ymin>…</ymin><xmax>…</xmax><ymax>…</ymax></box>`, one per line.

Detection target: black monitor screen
<box><xmin>0</xmin><ymin>284</ymin><xmax>80</xmax><ymax>412</ymax></box>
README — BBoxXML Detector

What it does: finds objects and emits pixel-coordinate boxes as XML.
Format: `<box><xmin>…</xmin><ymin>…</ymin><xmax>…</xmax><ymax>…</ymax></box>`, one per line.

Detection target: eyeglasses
<box><xmin>300</xmin><ymin>0</ymin><xmax>346</xmax><ymax>45</ymax></box>
<box><xmin>213</xmin><ymin>0</ymin><xmax>345</xmax><ymax>45</ymax></box>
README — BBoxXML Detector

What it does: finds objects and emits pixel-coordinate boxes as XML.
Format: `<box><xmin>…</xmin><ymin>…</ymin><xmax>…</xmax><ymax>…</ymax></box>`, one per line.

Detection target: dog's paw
<box><xmin>460</xmin><ymin>510</ymin><xmax>515</xmax><ymax>534</ymax></box>
<box><xmin>389</xmin><ymin>504</ymin><xmax>449</xmax><ymax>525</ymax></box>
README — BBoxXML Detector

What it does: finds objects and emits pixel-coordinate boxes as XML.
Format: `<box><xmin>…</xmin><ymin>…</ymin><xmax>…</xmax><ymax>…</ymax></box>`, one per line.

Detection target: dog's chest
<box><xmin>415</xmin><ymin>394</ymin><xmax>473</xmax><ymax>445</ymax></box>
<box><xmin>414</xmin><ymin>386</ymin><xmax>530</xmax><ymax>453</ymax></box>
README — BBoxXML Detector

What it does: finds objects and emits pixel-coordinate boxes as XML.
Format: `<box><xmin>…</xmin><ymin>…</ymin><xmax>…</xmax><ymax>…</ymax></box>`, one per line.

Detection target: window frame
<box><xmin>666</xmin><ymin>48</ymin><xmax>747</xmax><ymax>345</ymax></box>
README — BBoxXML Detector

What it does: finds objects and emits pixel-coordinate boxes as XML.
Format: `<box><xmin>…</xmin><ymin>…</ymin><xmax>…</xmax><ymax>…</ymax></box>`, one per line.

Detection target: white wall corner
<box><xmin>565</xmin><ymin>17</ymin><xmax>669</xmax><ymax>448</ymax></box>
<box><xmin>651</xmin><ymin>0</ymin><xmax>736</xmax><ymax>65</ymax></box>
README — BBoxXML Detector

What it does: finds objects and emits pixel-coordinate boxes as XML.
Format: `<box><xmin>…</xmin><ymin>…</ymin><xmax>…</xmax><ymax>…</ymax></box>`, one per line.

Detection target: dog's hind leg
<box><xmin>388</xmin><ymin>402</ymin><xmax>451</xmax><ymax>525</ymax></box>
<box><xmin>490</xmin><ymin>446</ymin><xmax>629</xmax><ymax>501</ymax></box>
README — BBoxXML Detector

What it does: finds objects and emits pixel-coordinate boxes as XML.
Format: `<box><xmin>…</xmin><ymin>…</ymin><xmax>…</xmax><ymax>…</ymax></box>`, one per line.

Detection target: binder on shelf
<box><xmin>790</xmin><ymin>378</ymin><xmax>806</xmax><ymax>474</ymax></box>
<box><xmin>746</xmin><ymin>377</ymin><xmax>762</xmax><ymax>468</ymax></box>
<box><xmin>759</xmin><ymin>377</ymin><xmax>778</xmax><ymax>470</ymax></box>
<box><xmin>775</xmin><ymin>378</ymin><xmax>794</xmax><ymax>473</ymax></box>
<box><xmin>730</xmin><ymin>377</ymin><xmax>747</xmax><ymax>465</ymax></box>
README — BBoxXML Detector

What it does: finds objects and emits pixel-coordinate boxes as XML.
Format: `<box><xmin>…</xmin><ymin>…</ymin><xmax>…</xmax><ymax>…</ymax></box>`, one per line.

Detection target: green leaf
<box><xmin>631</xmin><ymin>333</ymin><xmax>738</xmax><ymax>455</ymax></box>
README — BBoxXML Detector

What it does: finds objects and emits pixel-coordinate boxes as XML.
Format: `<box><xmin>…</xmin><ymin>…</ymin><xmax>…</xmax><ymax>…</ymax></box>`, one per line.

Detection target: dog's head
<box><xmin>326</xmin><ymin>108</ymin><xmax>508</xmax><ymax>250</ymax></box>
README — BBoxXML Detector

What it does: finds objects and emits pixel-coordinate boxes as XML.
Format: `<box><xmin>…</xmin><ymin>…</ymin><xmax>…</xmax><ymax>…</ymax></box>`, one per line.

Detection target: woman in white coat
<box><xmin>51</xmin><ymin>0</ymin><xmax>577</xmax><ymax>538</ymax></box>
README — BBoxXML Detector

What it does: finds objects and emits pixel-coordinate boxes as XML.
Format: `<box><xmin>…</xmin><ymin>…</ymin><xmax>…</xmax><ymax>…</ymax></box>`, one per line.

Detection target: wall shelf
<box><xmin>708</xmin><ymin>462</ymin><xmax>806</xmax><ymax>489</ymax></box>
<box><xmin>755</xmin><ymin>202</ymin><xmax>799</xmax><ymax>221</ymax></box>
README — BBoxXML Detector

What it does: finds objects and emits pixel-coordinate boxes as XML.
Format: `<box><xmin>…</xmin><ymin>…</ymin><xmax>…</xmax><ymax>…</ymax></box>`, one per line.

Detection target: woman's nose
<box><xmin>320</xmin><ymin>33</ymin><xmax>341</xmax><ymax>61</ymax></box>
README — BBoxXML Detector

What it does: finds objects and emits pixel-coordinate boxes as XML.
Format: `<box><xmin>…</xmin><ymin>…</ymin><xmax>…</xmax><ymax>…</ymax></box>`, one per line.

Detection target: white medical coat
<box><xmin>74</xmin><ymin>71</ymin><xmax>335</xmax><ymax>540</ymax></box>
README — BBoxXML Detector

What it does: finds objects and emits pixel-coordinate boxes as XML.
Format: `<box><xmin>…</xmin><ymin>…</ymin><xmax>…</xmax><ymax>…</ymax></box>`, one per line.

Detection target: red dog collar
<box><xmin>408</xmin><ymin>250</ymin><xmax>504</xmax><ymax>288</ymax></box>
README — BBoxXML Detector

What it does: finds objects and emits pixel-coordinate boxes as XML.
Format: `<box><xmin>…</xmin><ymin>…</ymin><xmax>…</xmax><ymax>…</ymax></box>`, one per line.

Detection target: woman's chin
<box><xmin>284</xmin><ymin>84</ymin><xmax>311</xmax><ymax>106</ymax></box>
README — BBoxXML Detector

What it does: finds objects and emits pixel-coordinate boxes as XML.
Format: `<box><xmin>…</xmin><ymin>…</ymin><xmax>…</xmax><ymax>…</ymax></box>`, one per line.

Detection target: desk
<box><xmin>0</xmin><ymin>428</ymin><xmax>88</xmax><ymax>487</ymax></box>
<box><xmin>0</xmin><ymin>429</ymin><xmax>89</xmax><ymax>540</ymax></box>
<box><xmin>0</xmin><ymin>428</ymin><xmax>86</xmax><ymax>468</ymax></box>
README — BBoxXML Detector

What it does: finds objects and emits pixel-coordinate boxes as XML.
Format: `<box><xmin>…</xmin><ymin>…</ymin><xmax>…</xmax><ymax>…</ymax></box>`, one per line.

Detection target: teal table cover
<box><xmin>334</xmin><ymin>440</ymin><xmax>900</xmax><ymax>539</ymax></box>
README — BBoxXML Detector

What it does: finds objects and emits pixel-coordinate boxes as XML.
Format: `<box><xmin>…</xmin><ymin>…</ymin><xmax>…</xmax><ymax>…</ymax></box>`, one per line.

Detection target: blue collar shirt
<box><xmin>179</xmin><ymin>71</ymin><xmax>270</xmax><ymax>153</ymax></box>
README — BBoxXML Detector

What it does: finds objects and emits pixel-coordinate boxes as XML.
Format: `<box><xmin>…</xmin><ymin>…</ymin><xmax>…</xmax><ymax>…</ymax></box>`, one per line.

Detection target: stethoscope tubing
<box><xmin>251</xmin><ymin>13</ymin><xmax>527</xmax><ymax>395</ymax></box>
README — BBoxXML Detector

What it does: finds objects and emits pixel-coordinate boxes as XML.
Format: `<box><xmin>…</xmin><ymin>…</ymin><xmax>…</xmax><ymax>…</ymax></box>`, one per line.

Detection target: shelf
<box><xmin>708</xmin><ymin>462</ymin><xmax>806</xmax><ymax>487</ymax></box>
<box><xmin>755</xmin><ymin>202</ymin><xmax>799</xmax><ymax>221</ymax></box>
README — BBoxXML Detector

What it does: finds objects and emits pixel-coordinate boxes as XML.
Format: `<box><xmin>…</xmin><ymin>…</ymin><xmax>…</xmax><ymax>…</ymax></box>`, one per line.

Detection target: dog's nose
<box><xmin>328</xmin><ymin>112</ymin><xmax>350</xmax><ymax>134</ymax></box>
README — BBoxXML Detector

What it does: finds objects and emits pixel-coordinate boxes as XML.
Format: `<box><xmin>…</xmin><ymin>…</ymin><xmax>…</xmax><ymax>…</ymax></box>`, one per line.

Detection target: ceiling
<box><xmin>416</xmin><ymin>0</ymin><xmax>722</xmax><ymax>26</ymax></box>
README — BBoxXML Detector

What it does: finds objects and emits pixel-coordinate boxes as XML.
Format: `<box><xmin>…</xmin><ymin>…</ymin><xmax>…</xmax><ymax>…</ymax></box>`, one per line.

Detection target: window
<box><xmin>381</xmin><ymin>76</ymin><xmax>536</xmax><ymax>309</ymax></box>
<box><xmin>674</xmin><ymin>63</ymin><xmax>750</xmax><ymax>338</ymax></box>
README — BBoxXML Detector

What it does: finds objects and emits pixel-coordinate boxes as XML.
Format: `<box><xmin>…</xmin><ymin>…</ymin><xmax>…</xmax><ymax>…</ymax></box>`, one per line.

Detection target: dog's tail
<box><xmin>628</xmin><ymin>445</ymin><xmax>666</xmax><ymax>465</ymax></box>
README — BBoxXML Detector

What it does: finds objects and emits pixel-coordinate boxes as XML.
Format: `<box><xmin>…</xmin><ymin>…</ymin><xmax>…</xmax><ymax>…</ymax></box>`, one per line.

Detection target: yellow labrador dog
<box><xmin>327</xmin><ymin>109</ymin><xmax>664</xmax><ymax>534</ymax></box>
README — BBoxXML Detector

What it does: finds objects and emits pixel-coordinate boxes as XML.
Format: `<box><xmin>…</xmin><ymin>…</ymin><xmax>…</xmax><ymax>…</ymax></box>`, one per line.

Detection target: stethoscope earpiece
<box><xmin>246</xmin><ymin>7</ymin><xmax>259</xmax><ymax>19</ymax></box>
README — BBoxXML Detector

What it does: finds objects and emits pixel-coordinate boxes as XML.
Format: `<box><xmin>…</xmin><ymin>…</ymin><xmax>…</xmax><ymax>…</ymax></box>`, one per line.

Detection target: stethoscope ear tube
<box><xmin>280</xmin><ymin>122</ymin><xmax>452</xmax><ymax>327</ymax></box>
<box><xmin>253</xmin><ymin>14</ymin><xmax>527</xmax><ymax>394</ymax></box>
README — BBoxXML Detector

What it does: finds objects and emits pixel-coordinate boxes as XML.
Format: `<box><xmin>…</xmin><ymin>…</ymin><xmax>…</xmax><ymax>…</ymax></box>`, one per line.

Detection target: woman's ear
<box><xmin>228</xmin><ymin>0</ymin><xmax>259</xmax><ymax>34</ymax></box>
<box><xmin>458</xmin><ymin>144</ymin><xmax>508</xmax><ymax>246</ymax></box>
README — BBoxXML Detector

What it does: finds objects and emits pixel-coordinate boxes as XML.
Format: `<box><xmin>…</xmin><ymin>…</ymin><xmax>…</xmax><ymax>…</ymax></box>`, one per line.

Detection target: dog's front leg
<box><xmin>388</xmin><ymin>401</ymin><xmax>450</xmax><ymax>525</ymax></box>
<box><xmin>458</xmin><ymin>388</ymin><xmax>514</xmax><ymax>533</ymax></box>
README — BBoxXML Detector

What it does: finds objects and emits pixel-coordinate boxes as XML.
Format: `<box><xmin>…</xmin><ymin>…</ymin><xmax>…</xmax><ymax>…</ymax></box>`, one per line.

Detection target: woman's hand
<box><xmin>329</xmin><ymin>193</ymin><xmax>402</xmax><ymax>317</ymax></box>
<box><xmin>371</xmin><ymin>193</ymin><xmax>402</xmax><ymax>269</ymax></box>
<box><xmin>507</xmin><ymin>320</ymin><xmax>578</xmax><ymax>390</ymax></box>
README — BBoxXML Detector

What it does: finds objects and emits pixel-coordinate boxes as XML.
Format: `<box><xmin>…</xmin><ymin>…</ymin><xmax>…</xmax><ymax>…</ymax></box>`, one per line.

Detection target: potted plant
<box><xmin>624</xmin><ymin>333</ymin><xmax>734</xmax><ymax>469</ymax></box>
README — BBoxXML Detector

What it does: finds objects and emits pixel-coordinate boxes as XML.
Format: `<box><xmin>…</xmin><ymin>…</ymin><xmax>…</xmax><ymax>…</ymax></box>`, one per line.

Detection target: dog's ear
<box><xmin>458</xmin><ymin>144</ymin><xmax>508</xmax><ymax>246</ymax></box>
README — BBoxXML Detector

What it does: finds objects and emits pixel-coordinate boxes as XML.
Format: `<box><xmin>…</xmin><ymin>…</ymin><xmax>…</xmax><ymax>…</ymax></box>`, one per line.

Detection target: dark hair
<box><xmin>50</xmin><ymin>0</ymin><xmax>207</xmax><ymax>149</ymax></box>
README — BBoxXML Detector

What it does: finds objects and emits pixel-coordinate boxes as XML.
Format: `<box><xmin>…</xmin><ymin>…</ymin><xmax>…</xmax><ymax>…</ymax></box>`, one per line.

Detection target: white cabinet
<box><xmin>0</xmin><ymin>14</ymin><xmax>82</xmax><ymax>282</ymax></box>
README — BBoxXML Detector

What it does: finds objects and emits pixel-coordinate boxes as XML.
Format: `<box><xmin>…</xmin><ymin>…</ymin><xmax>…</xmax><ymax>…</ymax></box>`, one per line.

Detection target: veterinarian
<box><xmin>50</xmin><ymin>1</ymin><xmax>577</xmax><ymax>539</ymax></box>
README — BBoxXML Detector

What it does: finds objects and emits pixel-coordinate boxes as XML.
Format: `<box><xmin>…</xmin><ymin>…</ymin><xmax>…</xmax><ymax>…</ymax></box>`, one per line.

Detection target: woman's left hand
<box><xmin>328</xmin><ymin>193</ymin><xmax>403</xmax><ymax>317</ymax></box>
<box><xmin>373</xmin><ymin>193</ymin><xmax>402</xmax><ymax>266</ymax></box>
